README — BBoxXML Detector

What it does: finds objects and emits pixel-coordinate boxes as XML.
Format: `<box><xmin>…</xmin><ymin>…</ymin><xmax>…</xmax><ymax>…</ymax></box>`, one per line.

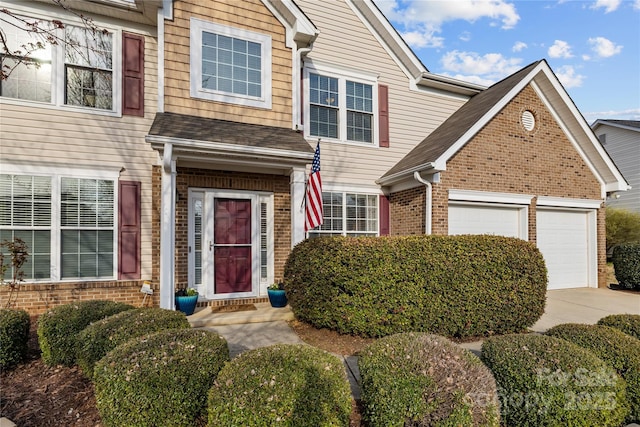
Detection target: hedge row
<box><xmin>76</xmin><ymin>308</ymin><xmax>190</xmax><ymax>378</ymax></box>
<box><xmin>547</xmin><ymin>323</ymin><xmax>640</xmax><ymax>423</ymax></box>
<box><xmin>481</xmin><ymin>334</ymin><xmax>628</xmax><ymax>427</ymax></box>
<box><xmin>598</xmin><ymin>314</ymin><xmax>640</xmax><ymax>340</ymax></box>
<box><xmin>612</xmin><ymin>243</ymin><xmax>640</xmax><ymax>289</ymax></box>
<box><xmin>37</xmin><ymin>300</ymin><xmax>134</xmax><ymax>366</ymax></box>
<box><xmin>0</xmin><ymin>308</ymin><xmax>30</xmax><ymax>370</ymax></box>
<box><xmin>94</xmin><ymin>329</ymin><xmax>229</xmax><ymax>427</ymax></box>
<box><xmin>284</xmin><ymin>235</ymin><xmax>547</xmax><ymax>338</ymax></box>
<box><xmin>208</xmin><ymin>344</ymin><xmax>352</xmax><ymax>426</ymax></box>
<box><xmin>358</xmin><ymin>333</ymin><xmax>500</xmax><ymax>426</ymax></box>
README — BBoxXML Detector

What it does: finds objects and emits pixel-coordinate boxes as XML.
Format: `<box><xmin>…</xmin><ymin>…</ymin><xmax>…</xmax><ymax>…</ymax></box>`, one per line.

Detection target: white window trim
<box><xmin>309</xmin><ymin>189</ymin><xmax>380</xmax><ymax>237</ymax></box>
<box><xmin>448</xmin><ymin>189</ymin><xmax>534</xmax><ymax>205</ymax></box>
<box><xmin>0</xmin><ymin>165</ymin><xmax>120</xmax><ymax>283</ymax></box>
<box><xmin>189</xmin><ymin>18</ymin><xmax>272</xmax><ymax>109</ymax></box>
<box><xmin>0</xmin><ymin>6</ymin><xmax>122</xmax><ymax>117</ymax></box>
<box><xmin>303</xmin><ymin>61</ymin><xmax>379</xmax><ymax>147</ymax></box>
<box><xmin>189</xmin><ymin>188</ymin><xmax>274</xmax><ymax>299</ymax></box>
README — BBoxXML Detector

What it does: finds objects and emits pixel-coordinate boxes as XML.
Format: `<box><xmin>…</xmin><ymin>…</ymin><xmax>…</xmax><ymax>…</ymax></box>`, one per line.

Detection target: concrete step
<box><xmin>187</xmin><ymin>302</ymin><xmax>295</xmax><ymax>327</ymax></box>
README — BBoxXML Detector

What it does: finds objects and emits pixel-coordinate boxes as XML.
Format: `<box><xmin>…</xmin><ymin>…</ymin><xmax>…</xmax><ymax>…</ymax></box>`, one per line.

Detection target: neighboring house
<box><xmin>1</xmin><ymin>0</ymin><xmax>629</xmax><ymax>314</ymax></box>
<box><xmin>591</xmin><ymin>120</ymin><xmax>639</xmax><ymax>212</ymax></box>
<box><xmin>0</xmin><ymin>0</ymin><xmax>161</xmax><ymax>313</ymax></box>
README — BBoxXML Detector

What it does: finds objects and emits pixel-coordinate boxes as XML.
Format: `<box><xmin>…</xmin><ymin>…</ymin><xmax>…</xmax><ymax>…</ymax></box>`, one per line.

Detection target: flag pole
<box><xmin>300</xmin><ymin>138</ymin><xmax>321</xmax><ymax>212</ymax></box>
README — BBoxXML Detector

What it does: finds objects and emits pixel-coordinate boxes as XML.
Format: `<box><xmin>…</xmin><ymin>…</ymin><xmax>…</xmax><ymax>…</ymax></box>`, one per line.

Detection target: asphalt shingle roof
<box><xmin>148</xmin><ymin>112</ymin><xmax>314</xmax><ymax>154</ymax></box>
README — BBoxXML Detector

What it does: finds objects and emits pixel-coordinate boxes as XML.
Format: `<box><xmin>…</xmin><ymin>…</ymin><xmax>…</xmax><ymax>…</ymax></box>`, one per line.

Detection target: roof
<box><xmin>146</xmin><ymin>113</ymin><xmax>315</xmax><ymax>165</ymax></box>
<box><xmin>591</xmin><ymin>119</ymin><xmax>640</xmax><ymax>132</ymax></box>
<box><xmin>378</xmin><ymin>59</ymin><xmax>629</xmax><ymax>195</ymax></box>
<box><xmin>380</xmin><ymin>61</ymin><xmax>542</xmax><ymax>180</ymax></box>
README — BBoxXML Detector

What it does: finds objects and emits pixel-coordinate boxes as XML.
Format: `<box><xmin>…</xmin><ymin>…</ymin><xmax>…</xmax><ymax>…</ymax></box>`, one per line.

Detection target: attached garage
<box><xmin>536</xmin><ymin>199</ymin><xmax>599</xmax><ymax>290</ymax></box>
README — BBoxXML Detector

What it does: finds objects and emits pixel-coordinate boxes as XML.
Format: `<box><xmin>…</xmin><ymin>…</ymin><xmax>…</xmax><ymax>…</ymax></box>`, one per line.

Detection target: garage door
<box><xmin>448</xmin><ymin>204</ymin><xmax>524</xmax><ymax>238</ymax></box>
<box><xmin>537</xmin><ymin>209</ymin><xmax>593</xmax><ymax>289</ymax></box>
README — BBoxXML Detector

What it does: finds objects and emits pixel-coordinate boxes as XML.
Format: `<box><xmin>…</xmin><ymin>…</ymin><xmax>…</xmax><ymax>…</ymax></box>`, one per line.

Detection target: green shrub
<box><xmin>481</xmin><ymin>334</ymin><xmax>628</xmax><ymax>427</ymax></box>
<box><xmin>606</xmin><ymin>207</ymin><xmax>640</xmax><ymax>253</ymax></box>
<box><xmin>37</xmin><ymin>300</ymin><xmax>134</xmax><ymax>366</ymax></box>
<box><xmin>612</xmin><ymin>243</ymin><xmax>640</xmax><ymax>289</ymax></box>
<box><xmin>547</xmin><ymin>323</ymin><xmax>640</xmax><ymax>423</ymax></box>
<box><xmin>0</xmin><ymin>308</ymin><xmax>30</xmax><ymax>369</ymax></box>
<box><xmin>94</xmin><ymin>329</ymin><xmax>229</xmax><ymax>427</ymax></box>
<box><xmin>207</xmin><ymin>344</ymin><xmax>351</xmax><ymax>426</ymax></box>
<box><xmin>598</xmin><ymin>314</ymin><xmax>640</xmax><ymax>340</ymax></box>
<box><xmin>284</xmin><ymin>235</ymin><xmax>547</xmax><ymax>338</ymax></box>
<box><xmin>76</xmin><ymin>308</ymin><xmax>190</xmax><ymax>378</ymax></box>
<box><xmin>358</xmin><ymin>333</ymin><xmax>500</xmax><ymax>426</ymax></box>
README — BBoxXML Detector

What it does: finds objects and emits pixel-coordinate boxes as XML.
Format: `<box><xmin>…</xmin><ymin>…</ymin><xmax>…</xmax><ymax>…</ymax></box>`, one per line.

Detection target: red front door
<box><xmin>214</xmin><ymin>199</ymin><xmax>252</xmax><ymax>294</ymax></box>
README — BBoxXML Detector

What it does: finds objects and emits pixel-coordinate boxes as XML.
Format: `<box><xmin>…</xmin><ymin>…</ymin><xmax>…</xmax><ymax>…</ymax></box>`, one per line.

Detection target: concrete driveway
<box><xmin>531</xmin><ymin>287</ymin><xmax>640</xmax><ymax>332</ymax></box>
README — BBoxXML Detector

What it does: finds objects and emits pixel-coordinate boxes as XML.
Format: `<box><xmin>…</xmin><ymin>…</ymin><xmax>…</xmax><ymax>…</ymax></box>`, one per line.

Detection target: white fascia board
<box><xmin>536</xmin><ymin>196</ymin><xmax>602</xmax><ymax>209</ymax></box>
<box><xmin>529</xmin><ymin>72</ymin><xmax>628</xmax><ymax>196</ymax></box>
<box><xmin>262</xmin><ymin>0</ymin><xmax>318</xmax><ymax>48</ymax></box>
<box><xmin>146</xmin><ymin>135</ymin><xmax>314</xmax><ymax>162</ymax></box>
<box><xmin>449</xmin><ymin>189</ymin><xmax>534</xmax><ymax>205</ymax></box>
<box><xmin>435</xmin><ymin>63</ymin><xmax>546</xmax><ymax>168</ymax></box>
<box><xmin>375</xmin><ymin>162</ymin><xmax>438</xmax><ymax>186</ymax></box>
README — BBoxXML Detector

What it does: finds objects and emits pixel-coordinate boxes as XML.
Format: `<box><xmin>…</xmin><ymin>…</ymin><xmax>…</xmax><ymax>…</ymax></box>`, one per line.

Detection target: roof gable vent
<box><xmin>522</xmin><ymin>110</ymin><xmax>535</xmax><ymax>131</ymax></box>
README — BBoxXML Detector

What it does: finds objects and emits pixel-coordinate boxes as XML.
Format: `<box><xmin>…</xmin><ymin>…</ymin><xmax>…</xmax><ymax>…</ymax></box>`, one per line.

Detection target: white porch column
<box><xmin>290</xmin><ymin>167</ymin><xmax>306</xmax><ymax>247</ymax></box>
<box><xmin>160</xmin><ymin>143</ymin><xmax>176</xmax><ymax>309</ymax></box>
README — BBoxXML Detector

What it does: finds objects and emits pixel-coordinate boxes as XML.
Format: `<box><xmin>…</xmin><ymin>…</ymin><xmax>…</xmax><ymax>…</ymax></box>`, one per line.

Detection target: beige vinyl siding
<box><xmin>297</xmin><ymin>0</ymin><xmax>467</xmax><ymax>188</ymax></box>
<box><xmin>598</xmin><ymin>125</ymin><xmax>640</xmax><ymax>212</ymax></box>
<box><xmin>164</xmin><ymin>0</ymin><xmax>293</xmax><ymax>127</ymax></box>
<box><xmin>0</xmin><ymin>32</ymin><xmax>158</xmax><ymax>280</ymax></box>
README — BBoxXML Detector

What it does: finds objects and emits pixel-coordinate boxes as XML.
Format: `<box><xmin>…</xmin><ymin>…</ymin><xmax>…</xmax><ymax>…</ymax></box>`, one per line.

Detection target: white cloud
<box><xmin>440</xmin><ymin>50</ymin><xmax>523</xmax><ymax>83</ymax></box>
<box><xmin>583</xmin><ymin>108</ymin><xmax>640</xmax><ymax>123</ymax></box>
<box><xmin>401</xmin><ymin>30</ymin><xmax>444</xmax><ymax>49</ymax></box>
<box><xmin>588</xmin><ymin>36</ymin><xmax>623</xmax><ymax>58</ymax></box>
<box><xmin>459</xmin><ymin>31</ymin><xmax>472</xmax><ymax>42</ymax></box>
<box><xmin>512</xmin><ymin>41</ymin><xmax>528</xmax><ymax>52</ymax></box>
<box><xmin>635</xmin><ymin>0</ymin><xmax>640</xmax><ymax>10</ymax></box>
<box><xmin>554</xmin><ymin>65</ymin><xmax>585</xmax><ymax>88</ymax></box>
<box><xmin>374</xmin><ymin>0</ymin><xmax>520</xmax><ymax>33</ymax></box>
<box><xmin>590</xmin><ymin>0</ymin><xmax>621</xmax><ymax>13</ymax></box>
<box><xmin>548</xmin><ymin>40</ymin><xmax>573</xmax><ymax>59</ymax></box>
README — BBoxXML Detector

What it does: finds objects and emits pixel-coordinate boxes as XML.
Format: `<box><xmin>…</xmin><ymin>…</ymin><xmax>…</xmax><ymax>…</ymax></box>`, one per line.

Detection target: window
<box><xmin>0</xmin><ymin>12</ymin><xmax>118</xmax><ymax>113</ymax></box>
<box><xmin>190</xmin><ymin>18</ymin><xmax>272</xmax><ymax>109</ymax></box>
<box><xmin>308</xmin><ymin>192</ymin><xmax>378</xmax><ymax>237</ymax></box>
<box><xmin>306</xmin><ymin>65</ymin><xmax>378</xmax><ymax>145</ymax></box>
<box><xmin>0</xmin><ymin>172</ymin><xmax>117</xmax><ymax>281</ymax></box>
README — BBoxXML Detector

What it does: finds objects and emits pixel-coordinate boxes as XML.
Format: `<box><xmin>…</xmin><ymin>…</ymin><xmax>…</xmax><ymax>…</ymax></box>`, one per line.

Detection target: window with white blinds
<box><xmin>0</xmin><ymin>175</ymin><xmax>52</xmax><ymax>280</ymax></box>
<box><xmin>0</xmin><ymin>173</ymin><xmax>116</xmax><ymax>281</ymax></box>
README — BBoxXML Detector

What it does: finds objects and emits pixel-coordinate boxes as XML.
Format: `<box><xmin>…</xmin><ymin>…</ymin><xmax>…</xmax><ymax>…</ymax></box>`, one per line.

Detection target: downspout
<box><xmin>413</xmin><ymin>171</ymin><xmax>432</xmax><ymax>235</ymax></box>
<box><xmin>157</xmin><ymin>6</ymin><xmax>165</xmax><ymax>113</ymax></box>
<box><xmin>295</xmin><ymin>47</ymin><xmax>312</xmax><ymax>130</ymax></box>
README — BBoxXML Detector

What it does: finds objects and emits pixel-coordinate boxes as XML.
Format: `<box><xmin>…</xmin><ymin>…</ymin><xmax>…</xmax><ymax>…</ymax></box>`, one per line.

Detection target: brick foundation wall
<box><xmin>0</xmin><ymin>280</ymin><xmax>159</xmax><ymax>315</ymax></box>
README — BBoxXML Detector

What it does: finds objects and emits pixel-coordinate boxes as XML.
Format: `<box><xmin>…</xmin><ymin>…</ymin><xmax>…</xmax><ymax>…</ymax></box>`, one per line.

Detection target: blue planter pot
<box><xmin>267</xmin><ymin>289</ymin><xmax>287</xmax><ymax>308</ymax></box>
<box><xmin>175</xmin><ymin>294</ymin><xmax>198</xmax><ymax>315</ymax></box>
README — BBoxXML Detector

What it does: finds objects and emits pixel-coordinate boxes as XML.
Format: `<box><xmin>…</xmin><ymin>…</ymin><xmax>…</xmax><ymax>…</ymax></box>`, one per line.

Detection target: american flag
<box><xmin>305</xmin><ymin>140</ymin><xmax>323</xmax><ymax>232</ymax></box>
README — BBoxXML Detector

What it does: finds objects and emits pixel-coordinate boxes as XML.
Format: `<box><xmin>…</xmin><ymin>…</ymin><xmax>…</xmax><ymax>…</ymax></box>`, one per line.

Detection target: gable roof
<box><xmin>592</xmin><ymin>119</ymin><xmax>640</xmax><ymax>133</ymax></box>
<box><xmin>378</xmin><ymin>59</ymin><xmax>629</xmax><ymax>195</ymax></box>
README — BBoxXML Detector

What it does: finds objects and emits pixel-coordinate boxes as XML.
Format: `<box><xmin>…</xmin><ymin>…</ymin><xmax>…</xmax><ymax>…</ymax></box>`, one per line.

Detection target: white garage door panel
<box><xmin>537</xmin><ymin>210</ymin><xmax>590</xmax><ymax>289</ymax></box>
<box><xmin>449</xmin><ymin>204</ymin><xmax>521</xmax><ymax>238</ymax></box>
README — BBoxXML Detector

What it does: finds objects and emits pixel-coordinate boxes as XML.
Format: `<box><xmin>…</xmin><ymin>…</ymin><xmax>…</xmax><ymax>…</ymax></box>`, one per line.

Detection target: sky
<box><xmin>374</xmin><ymin>0</ymin><xmax>640</xmax><ymax>124</ymax></box>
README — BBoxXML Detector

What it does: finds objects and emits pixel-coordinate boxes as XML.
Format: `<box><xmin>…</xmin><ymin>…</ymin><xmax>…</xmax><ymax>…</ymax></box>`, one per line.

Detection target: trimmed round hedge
<box><xmin>37</xmin><ymin>300</ymin><xmax>134</xmax><ymax>366</ymax></box>
<box><xmin>598</xmin><ymin>314</ymin><xmax>640</xmax><ymax>340</ymax></box>
<box><xmin>481</xmin><ymin>334</ymin><xmax>629</xmax><ymax>427</ymax></box>
<box><xmin>612</xmin><ymin>243</ymin><xmax>640</xmax><ymax>289</ymax></box>
<box><xmin>94</xmin><ymin>329</ymin><xmax>229</xmax><ymax>427</ymax></box>
<box><xmin>358</xmin><ymin>333</ymin><xmax>500</xmax><ymax>426</ymax></box>
<box><xmin>207</xmin><ymin>344</ymin><xmax>351</xmax><ymax>426</ymax></box>
<box><xmin>76</xmin><ymin>307</ymin><xmax>190</xmax><ymax>378</ymax></box>
<box><xmin>547</xmin><ymin>323</ymin><xmax>640</xmax><ymax>423</ymax></box>
<box><xmin>284</xmin><ymin>235</ymin><xmax>547</xmax><ymax>338</ymax></box>
<box><xmin>0</xmin><ymin>308</ymin><xmax>30</xmax><ymax>370</ymax></box>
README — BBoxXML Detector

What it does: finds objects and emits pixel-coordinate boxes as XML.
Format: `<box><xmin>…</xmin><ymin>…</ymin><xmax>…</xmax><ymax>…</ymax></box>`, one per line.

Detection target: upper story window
<box><xmin>190</xmin><ymin>18</ymin><xmax>272</xmax><ymax>109</ymax></box>
<box><xmin>0</xmin><ymin>12</ymin><xmax>119</xmax><ymax>114</ymax></box>
<box><xmin>305</xmin><ymin>64</ymin><xmax>379</xmax><ymax>146</ymax></box>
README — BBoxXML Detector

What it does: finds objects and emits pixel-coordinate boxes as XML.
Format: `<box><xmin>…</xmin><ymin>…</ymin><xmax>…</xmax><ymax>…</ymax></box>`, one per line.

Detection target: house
<box><xmin>0</xmin><ymin>0</ymin><xmax>628</xmax><ymax>315</ymax></box>
<box><xmin>591</xmin><ymin>120</ymin><xmax>639</xmax><ymax>212</ymax></box>
<box><xmin>0</xmin><ymin>0</ymin><xmax>162</xmax><ymax>313</ymax></box>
